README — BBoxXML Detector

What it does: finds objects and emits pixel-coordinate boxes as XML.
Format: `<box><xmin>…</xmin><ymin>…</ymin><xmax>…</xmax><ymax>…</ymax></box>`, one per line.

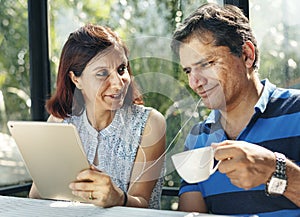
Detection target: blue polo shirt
<box><xmin>179</xmin><ymin>80</ymin><xmax>300</xmax><ymax>216</ymax></box>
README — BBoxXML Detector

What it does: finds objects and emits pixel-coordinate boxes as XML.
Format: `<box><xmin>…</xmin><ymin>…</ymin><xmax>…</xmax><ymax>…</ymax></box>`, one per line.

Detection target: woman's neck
<box><xmin>86</xmin><ymin>108</ymin><xmax>116</xmax><ymax>131</ymax></box>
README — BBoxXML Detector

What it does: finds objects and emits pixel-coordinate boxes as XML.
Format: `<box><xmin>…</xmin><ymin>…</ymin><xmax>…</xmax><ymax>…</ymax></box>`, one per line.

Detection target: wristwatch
<box><xmin>265</xmin><ymin>152</ymin><xmax>287</xmax><ymax>196</ymax></box>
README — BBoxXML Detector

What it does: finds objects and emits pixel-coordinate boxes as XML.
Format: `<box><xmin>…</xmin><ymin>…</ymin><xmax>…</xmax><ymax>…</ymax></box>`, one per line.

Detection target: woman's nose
<box><xmin>109</xmin><ymin>72</ymin><xmax>123</xmax><ymax>88</ymax></box>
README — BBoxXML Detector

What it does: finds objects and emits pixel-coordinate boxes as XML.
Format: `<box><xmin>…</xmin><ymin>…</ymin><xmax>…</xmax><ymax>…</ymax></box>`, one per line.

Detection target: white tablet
<box><xmin>7</xmin><ymin>121</ymin><xmax>90</xmax><ymax>202</ymax></box>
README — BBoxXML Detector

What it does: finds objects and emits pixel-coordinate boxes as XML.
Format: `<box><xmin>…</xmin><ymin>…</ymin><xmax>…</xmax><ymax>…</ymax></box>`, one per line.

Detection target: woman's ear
<box><xmin>242</xmin><ymin>41</ymin><xmax>255</xmax><ymax>68</ymax></box>
<box><xmin>69</xmin><ymin>71</ymin><xmax>82</xmax><ymax>89</ymax></box>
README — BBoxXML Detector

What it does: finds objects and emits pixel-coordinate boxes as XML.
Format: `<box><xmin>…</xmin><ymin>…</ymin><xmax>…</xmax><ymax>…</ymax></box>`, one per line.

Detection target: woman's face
<box><xmin>73</xmin><ymin>47</ymin><xmax>131</xmax><ymax>113</ymax></box>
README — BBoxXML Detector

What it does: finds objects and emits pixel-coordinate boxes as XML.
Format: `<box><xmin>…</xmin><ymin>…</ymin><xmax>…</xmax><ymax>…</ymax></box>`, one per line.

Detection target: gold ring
<box><xmin>89</xmin><ymin>191</ymin><xmax>94</xmax><ymax>200</ymax></box>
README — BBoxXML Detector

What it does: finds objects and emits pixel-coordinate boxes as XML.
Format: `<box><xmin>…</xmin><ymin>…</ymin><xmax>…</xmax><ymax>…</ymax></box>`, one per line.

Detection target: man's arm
<box><xmin>284</xmin><ymin>160</ymin><xmax>300</xmax><ymax>206</ymax></box>
<box><xmin>213</xmin><ymin>140</ymin><xmax>300</xmax><ymax>207</ymax></box>
<box><xmin>178</xmin><ymin>191</ymin><xmax>208</xmax><ymax>213</ymax></box>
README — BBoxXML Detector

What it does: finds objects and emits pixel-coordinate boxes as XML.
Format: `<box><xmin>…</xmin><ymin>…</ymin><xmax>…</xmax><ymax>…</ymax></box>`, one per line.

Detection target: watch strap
<box><xmin>273</xmin><ymin>152</ymin><xmax>287</xmax><ymax>179</ymax></box>
<box><xmin>265</xmin><ymin>152</ymin><xmax>287</xmax><ymax>196</ymax></box>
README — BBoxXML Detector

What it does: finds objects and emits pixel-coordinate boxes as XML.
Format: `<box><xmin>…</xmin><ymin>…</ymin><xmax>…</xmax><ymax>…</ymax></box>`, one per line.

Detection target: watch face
<box><xmin>268</xmin><ymin>177</ymin><xmax>287</xmax><ymax>195</ymax></box>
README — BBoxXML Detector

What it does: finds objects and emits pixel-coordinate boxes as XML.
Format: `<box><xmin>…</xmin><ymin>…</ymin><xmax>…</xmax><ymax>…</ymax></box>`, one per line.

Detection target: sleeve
<box><xmin>179</xmin><ymin>179</ymin><xmax>203</xmax><ymax>196</ymax></box>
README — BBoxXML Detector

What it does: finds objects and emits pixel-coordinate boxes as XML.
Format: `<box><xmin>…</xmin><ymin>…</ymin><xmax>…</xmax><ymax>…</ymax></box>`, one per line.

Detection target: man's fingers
<box><xmin>217</xmin><ymin>157</ymin><xmax>235</xmax><ymax>173</ymax></box>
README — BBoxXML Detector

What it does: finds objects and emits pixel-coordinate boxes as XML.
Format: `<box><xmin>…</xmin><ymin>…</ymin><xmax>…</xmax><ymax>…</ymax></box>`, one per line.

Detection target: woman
<box><xmin>29</xmin><ymin>24</ymin><xmax>166</xmax><ymax>209</ymax></box>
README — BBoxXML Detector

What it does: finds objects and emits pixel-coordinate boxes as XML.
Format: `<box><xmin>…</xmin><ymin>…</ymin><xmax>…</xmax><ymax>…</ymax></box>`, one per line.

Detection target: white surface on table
<box><xmin>0</xmin><ymin>196</ymin><xmax>232</xmax><ymax>217</ymax></box>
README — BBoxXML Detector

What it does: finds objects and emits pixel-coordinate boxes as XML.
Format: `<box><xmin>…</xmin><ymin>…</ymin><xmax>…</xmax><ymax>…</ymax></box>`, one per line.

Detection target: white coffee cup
<box><xmin>171</xmin><ymin>146</ymin><xmax>220</xmax><ymax>183</ymax></box>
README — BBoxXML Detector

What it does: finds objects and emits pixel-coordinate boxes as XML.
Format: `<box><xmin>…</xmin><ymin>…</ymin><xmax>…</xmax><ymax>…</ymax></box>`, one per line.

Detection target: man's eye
<box><xmin>201</xmin><ymin>60</ymin><xmax>214</xmax><ymax>68</ymax></box>
<box><xmin>96</xmin><ymin>70</ymin><xmax>109</xmax><ymax>77</ymax></box>
<box><xmin>183</xmin><ymin>68</ymin><xmax>191</xmax><ymax>74</ymax></box>
<box><xmin>117</xmin><ymin>64</ymin><xmax>128</xmax><ymax>75</ymax></box>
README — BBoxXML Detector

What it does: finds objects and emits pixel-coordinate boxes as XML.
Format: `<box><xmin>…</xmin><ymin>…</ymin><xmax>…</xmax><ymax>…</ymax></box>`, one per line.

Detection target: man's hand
<box><xmin>212</xmin><ymin>140</ymin><xmax>276</xmax><ymax>189</ymax></box>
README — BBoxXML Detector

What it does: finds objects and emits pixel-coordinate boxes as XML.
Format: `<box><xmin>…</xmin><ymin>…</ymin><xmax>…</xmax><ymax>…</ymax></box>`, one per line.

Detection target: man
<box><xmin>171</xmin><ymin>3</ymin><xmax>300</xmax><ymax>216</ymax></box>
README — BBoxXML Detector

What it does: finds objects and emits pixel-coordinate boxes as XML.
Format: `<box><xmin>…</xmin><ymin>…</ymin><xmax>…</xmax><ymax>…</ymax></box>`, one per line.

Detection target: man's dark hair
<box><xmin>171</xmin><ymin>3</ymin><xmax>259</xmax><ymax>69</ymax></box>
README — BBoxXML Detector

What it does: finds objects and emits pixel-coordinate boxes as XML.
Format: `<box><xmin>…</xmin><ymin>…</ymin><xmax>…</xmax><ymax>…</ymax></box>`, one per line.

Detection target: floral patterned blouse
<box><xmin>64</xmin><ymin>104</ymin><xmax>163</xmax><ymax>209</ymax></box>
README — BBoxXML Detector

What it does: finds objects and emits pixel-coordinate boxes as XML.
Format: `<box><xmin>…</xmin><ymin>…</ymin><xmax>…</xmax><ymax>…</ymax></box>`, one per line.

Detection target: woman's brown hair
<box><xmin>46</xmin><ymin>24</ymin><xmax>143</xmax><ymax>119</ymax></box>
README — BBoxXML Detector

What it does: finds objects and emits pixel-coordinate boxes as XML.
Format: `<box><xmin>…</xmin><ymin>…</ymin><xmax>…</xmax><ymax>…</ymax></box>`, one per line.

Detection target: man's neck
<box><xmin>220</xmin><ymin>78</ymin><xmax>264</xmax><ymax>140</ymax></box>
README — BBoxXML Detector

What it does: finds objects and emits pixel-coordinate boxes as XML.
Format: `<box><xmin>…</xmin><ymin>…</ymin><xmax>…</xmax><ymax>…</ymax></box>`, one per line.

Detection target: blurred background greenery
<box><xmin>1</xmin><ymin>0</ymin><xmax>300</xmax><ymax>210</ymax></box>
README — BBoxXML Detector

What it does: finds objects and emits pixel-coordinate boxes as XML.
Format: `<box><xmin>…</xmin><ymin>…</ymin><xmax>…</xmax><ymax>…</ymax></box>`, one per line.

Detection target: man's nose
<box><xmin>188</xmin><ymin>72</ymin><xmax>207</xmax><ymax>89</ymax></box>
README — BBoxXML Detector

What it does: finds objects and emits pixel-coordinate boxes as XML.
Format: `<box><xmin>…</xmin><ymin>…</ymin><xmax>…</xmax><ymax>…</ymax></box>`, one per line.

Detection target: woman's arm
<box><xmin>28</xmin><ymin>182</ymin><xmax>41</xmax><ymax>199</ymax></box>
<box><xmin>126</xmin><ymin>109</ymin><xmax>166</xmax><ymax>207</ymax></box>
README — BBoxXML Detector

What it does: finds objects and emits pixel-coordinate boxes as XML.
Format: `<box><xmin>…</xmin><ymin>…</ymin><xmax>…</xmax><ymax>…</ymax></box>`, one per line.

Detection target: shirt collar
<box><xmin>254</xmin><ymin>79</ymin><xmax>276</xmax><ymax>113</ymax></box>
<box><xmin>82</xmin><ymin>107</ymin><xmax>122</xmax><ymax>137</ymax></box>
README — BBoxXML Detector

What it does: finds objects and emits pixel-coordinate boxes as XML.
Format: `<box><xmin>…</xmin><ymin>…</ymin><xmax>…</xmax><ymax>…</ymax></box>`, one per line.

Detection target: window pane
<box><xmin>250</xmin><ymin>0</ymin><xmax>300</xmax><ymax>88</ymax></box>
<box><xmin>0</xmin><ymin>0</ymin><xmax>31</xmax><ymax>188</ymax></box>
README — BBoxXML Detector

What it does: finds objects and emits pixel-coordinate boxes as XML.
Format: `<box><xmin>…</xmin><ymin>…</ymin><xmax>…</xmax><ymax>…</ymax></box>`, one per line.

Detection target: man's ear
<box><xmin>242</xmin><ymin>41</ymin><xmax>255</xmax><ymax>68</ymax></box>
<box><xmin>69</xmin><ymin>71</ymin><xmax>82</xmax><ymax>89</ymax></box>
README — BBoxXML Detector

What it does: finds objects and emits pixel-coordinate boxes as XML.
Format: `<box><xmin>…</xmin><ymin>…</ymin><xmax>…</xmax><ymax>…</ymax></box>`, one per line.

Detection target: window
<box><xmin>4</xmin><ymin>0</ymin><xmax>298</xmax><ymax>211</ymax></box>
<box><xmin>0</xmin><ymin>0</ymin><xmax>31</xmax><ymax>189</ymax></box>
<box><xmin>250</xmin><ymin>0</ymin><xmax>300</xmax><ymax>88</ymax></box>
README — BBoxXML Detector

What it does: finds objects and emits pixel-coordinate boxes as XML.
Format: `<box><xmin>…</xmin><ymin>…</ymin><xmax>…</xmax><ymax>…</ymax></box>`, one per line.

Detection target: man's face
<box><xmin>179</xmin><ymin>36</ymin><xmax>248</xmax><ymax>111</ymax></box>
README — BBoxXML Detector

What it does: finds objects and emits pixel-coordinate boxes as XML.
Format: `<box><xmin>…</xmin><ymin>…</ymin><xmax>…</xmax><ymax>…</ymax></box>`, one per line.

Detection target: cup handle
<box><xmin>210</xmin><ymin>160</ymin><xmax>221</xmax><ymax>175</ymax></box>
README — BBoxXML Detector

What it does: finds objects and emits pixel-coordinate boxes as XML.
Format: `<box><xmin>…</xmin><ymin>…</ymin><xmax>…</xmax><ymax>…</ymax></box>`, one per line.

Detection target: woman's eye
<box><xmin>96</xmin><ymin>70</ymin><xmax>109</xmax><ymax>77</ymax></box>
<box><xmin>117</xmin><ymin>64</ymin><xmax>127</xmax><ymax>75</ymax></box>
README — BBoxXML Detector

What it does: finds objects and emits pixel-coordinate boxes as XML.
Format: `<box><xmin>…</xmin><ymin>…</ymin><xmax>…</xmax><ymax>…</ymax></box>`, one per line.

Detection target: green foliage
<box><xmin>250</xmin><ymin>0</ymin><xmax>300</xmax><ymax>87</ymax></box>
<box><xmin>0</xmin><ymin>0</ymin><xmax>30</xmax><ymax>132</ymax></box>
